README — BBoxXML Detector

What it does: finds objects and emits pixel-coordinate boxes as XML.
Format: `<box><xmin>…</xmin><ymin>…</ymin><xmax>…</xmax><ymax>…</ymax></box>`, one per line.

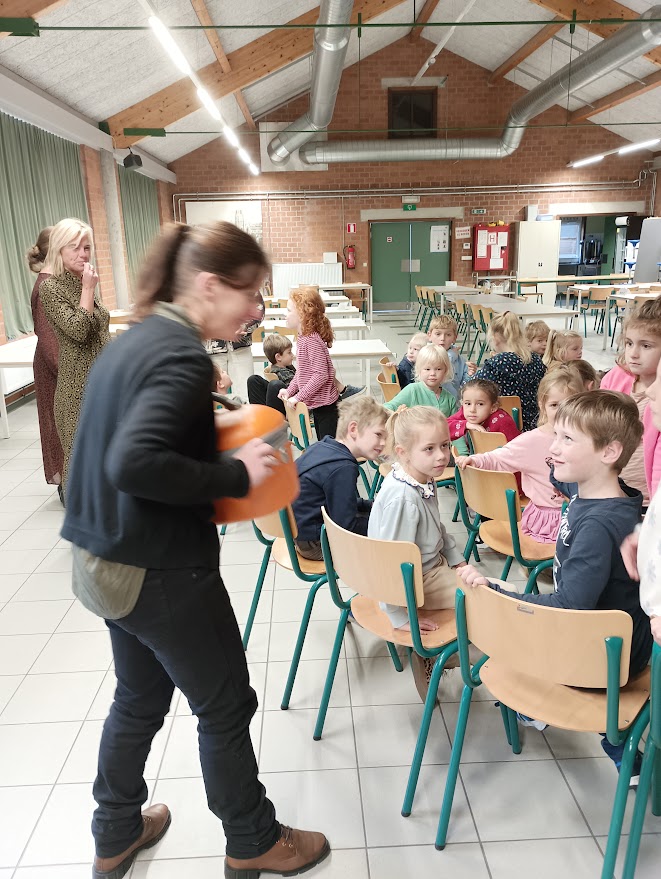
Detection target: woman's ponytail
<box><xmin>133</xmin><ymin>223</ymin><xmax>191</xmax><ymax>319</ymax></box>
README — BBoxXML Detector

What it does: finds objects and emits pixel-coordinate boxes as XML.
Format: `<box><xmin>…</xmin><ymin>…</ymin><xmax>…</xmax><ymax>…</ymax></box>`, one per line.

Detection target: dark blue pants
<box><xmin>92</xmin><ymin>567</ymin><xmax>279</xmax><ymax>859</ymax></box>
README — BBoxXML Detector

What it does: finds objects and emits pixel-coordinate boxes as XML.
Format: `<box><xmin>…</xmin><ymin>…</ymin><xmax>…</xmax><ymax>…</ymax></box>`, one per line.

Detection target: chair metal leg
<box><xmin>452</xmin><ymin>499</ymin><xmax>460</xmax><ymax>523</ymax></box>
<box><xmin>314</xmin><ymin>608</ymin><xmax>349</xmax><ymax>741</ymax></box>
<box><xmin>219</xmin><ymin>524</ymin><xmax>227</xmax><ymax>536</ymax></box>
<box><xmin>652</xmin><ymin>748</ymin><xmax>661</xmax><ymax>817</ymax></box>
<box><xmin>499</xmin><ymin>701</ymin><xmax>512</xmax><ymax>746</ymax></box>
<box><xmin>507</xmin><ymin>707</ymin><xmax>522</xmax><ymax>754</ymax></box>
<box><xmin>242</xmin><ymin>544</ymin><xmax>272</xmax><ymax>649</ymax></box>
<box><xmin>358</xmin><ymin>465</ymin><xmax>371</xmax><ymax>496</ymax></box>
<box><xmin>387</xmin><ymin>640</ymin><xmax>404</xmax><ymax>672</ymax></box>
<box><xmin>621</xmin><ymin>740</ymin><xmax>657</xmax><ymax>879</ymax></box>
<box><xmin>436</xmin><ymin>683</ymin><xmax>474</xmax><ymax>849</ymax></box>
<box><xmin>281</xmin><ymin>578</ymin><xmax>327</xmax><ymax>709</ymax></box>
<box><xmin>501</xmin><ymin>556</ymin><xmax>513</xmax><ymax>580</ymax></box>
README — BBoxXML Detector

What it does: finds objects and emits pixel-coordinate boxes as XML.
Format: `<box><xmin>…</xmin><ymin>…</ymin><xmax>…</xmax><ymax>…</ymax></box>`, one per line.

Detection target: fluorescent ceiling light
<box><xmin>197</xmin><ymin>88</ymin><xmax>222</xmax><ymax>122</ymax></box>
<box><xmin>224</xmin><ymin>127</ymin><xmax>239</xmax><ymax>147</ymax></box>
<box><xmin>618</xmin><ymin>138</ymin><xmax>660</xmax><ymax>155</ymax></box>
<box><xmin>149</xmin><ymin>17</ymin><xmax>192</xmax><ymax>77</ymax></box>
<box><xmin>238</xmin><ymin>148</ymin><xmax>251</xmax><ymax>164</ymax></box>
<box><xmin>249</xmin><ymin>163</ymin><xmax>260</xmax><ymax>176</ymax></box>
<box><xmin>572</xmin><ymin>154</ymin><xmax>604</xmax><ymax>168</ymax></box>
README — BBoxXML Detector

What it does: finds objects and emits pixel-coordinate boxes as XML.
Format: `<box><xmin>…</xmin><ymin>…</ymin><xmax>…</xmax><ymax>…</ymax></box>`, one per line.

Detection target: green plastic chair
<box><xmin>454</xmin><ymin>464</ymin><xmax>554</xmax><ymax>592</ymax></box>
<box><xmin>317</xmin><ymin>509</ymin><xmax>459</xmax><ymax>815</ymax></box>
<box><xmin>436</xmin><ymin>585</ymin><xmax>651</xmax><ymax>879</ymax></box>
<box><xmin>285</xmin><ymin>400</ymin><xmax>313</xmax><ymax>451</ymax></box>
<box><xmin>621</xmin><ymin>641</ymin><xmax>661</xmax><ymax>878</ymax></box>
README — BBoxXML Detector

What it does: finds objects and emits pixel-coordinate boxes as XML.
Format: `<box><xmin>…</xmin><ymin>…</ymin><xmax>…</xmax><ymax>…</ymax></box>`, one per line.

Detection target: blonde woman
<box><xmin>40</xmin><ymin>218</ymin><xmax>110</xmax><ymax>487</ymax></box>
<box><xmin>473</xmin><ymin>311</ymin><xmax>546</xmax><ymax>430</ymax></box>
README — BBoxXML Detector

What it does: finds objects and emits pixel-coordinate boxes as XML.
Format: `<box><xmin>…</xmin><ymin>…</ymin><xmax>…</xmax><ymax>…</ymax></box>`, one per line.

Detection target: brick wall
<box><xmin>80</xmin><ymin>145</ymin><xmax>118</xmax><ymax>311</ymax></box>
<box><xmin>170</xmin><ymin>35</ymin><xmax>654</xmax><ymax>289</ymax></box>
<box><xmin>157</xmin><ymin>181</ymin><xmax>174</xmax><ymax>226</ymax></box>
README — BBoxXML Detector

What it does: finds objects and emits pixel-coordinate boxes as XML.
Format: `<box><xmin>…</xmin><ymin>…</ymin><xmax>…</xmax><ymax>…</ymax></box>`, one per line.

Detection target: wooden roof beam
<box><xmin>569</xmin><ymin>68</ymin><xmax>661</xmax><ymax>123</ymax></box>
<box><xmin>488</xmin><ymin>16</ymin><xmax>566</xmax><ymax>85</ymax></box>
<box><xmin>107</xmin><ymin>0</ymin><xmax>405</xmax><ymax>149</ymax></box>
<box><xmin>190</xmin><ymin>0</ymin><xmax>256</xmax><ymax>131</ymax></box>
<box><xmin>0</xmin><ymin>0</ymin><xmax>66</xmax><ymax>38</ymax></box>
<box><xmin>408</xmin><ymin>0</ymin><xmax>441</xmax><ymax>42</ymax></box>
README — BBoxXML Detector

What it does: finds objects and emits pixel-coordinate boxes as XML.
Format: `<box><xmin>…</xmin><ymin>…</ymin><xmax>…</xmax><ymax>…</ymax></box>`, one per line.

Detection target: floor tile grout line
<box><xmin>549</xmin><ymin>740</ymin><xmax>607</xmax><ymax>853</ymax></box>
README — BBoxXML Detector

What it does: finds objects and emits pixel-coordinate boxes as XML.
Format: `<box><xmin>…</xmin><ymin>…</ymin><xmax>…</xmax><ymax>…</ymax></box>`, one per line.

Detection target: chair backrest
<box><xmin>479</xmin><ymin>306</ymin><xmax>493</xmax><ymax>328</ymax></box>
<box><xmin>377</xmin><ymin>373</ymin><xmax>401</xmax><ymax>402</ymax></box>
<box><xmin>278</xmin><ymin>298</ymin><xmax>289</xmax><ymax>309</ymax></box>
<box><xmin>587</xmin><ymin>286</ymin><xmax>610</xmax><ymax>304</ymax></box>
<box><xmin>499</xmin><ymin>395</ymin><xmax>523</xmax><ymax>429</ymax></box>
<box><xmin>252</xmin><ymin>326</ymin><xmax>265</xmax><ymax>342</ymax></box>
<box><xmin>264</xmin><ymin>365</ymin><xmax>279</xmax><ymax>382</ymax></box>
<box><xmin>457</xmin><ymin>465</ymin><xmax>521</xmax><ymax>524</ymax></box>
<box><xmin>273</xmin><ymin>325</ymin><xmax>296</xmax><ymax>339</ymax></box>
<box><xmin>286</xmin><ymin>400</ymin><xmax>313</xmax><ymax>447</ymax></box>
<box><xmin>470</xmin><ymin>303</ymin><xmax>481</xmax><ymax>322</ymax></box>
<box><xmin>321</xmin><ymin>507</ymin><xmax>425</xmax><ymax>607</ymax></box>
<box><xmin>379</xmin><ymin>356</ymin><xmax>399</xmax><ymax>384</ymax></box>
<box><xmin>463</xmin><ymin>584</ymin><xmax>632</xmax><ymax>688</ymax></box>
<box><xmin>254</xmin><ymin>505</ymin><xmax>298</xmax><ymax>541</ymax></box>
<box><xmin>467</xmin><ymin>428</ymin><xmax>507</xmax><ymax>454</ymax></box>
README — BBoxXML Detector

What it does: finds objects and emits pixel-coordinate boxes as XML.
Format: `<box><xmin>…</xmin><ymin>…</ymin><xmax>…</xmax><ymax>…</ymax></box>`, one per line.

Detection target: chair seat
<box><xmin>480</xmin><ymin>661</ymin><xmax>651</xmax><ymax>733</ymax></box>
<box><xmin>479</xmin><ymin>520</ymin><xmax>555</xmax><ymax>562</ymax></box>
<box><xmin>271</xmin><ymin>537</ymin><xmax>326</xmax><ymax>576</ymax></box>
<box><xmin>351</xmin><ymin>595</ymin><xmax>457</xmax><ymax>650</ymax></box>
<box><xmin>437</xmin><ymin>467</ymin><xmax>455</xmax><ymax>485</ymax></box>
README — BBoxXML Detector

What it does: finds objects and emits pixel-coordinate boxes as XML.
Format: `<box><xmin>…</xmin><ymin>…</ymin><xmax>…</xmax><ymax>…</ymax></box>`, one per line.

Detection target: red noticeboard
<box><xmin>472</xmin><ymin>224</ymin><xmax>511</xmax><ymax>272</ymax></box>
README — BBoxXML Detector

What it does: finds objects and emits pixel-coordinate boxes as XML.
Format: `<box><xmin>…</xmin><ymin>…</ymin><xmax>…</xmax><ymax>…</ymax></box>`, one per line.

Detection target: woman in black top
<box><xmin>63</xmin><ymin>223</ymin><xmax>329</xmax><ymax>879</ymax></box>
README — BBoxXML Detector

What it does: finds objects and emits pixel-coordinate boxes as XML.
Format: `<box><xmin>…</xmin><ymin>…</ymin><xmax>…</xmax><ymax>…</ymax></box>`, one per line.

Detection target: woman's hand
<box><xmin>81</xmin><ymin>263</ymin><xmax>99</xmax><ymax>292</ymax></box>
<box><xmin>457</xmin><ymin>564</ymin><xmax>489</xmax><ymax>588</ymax></box>
<box><xmin>232</xmin><ymin>438</ymin><xmax>278</xmax><ymax>488</ymax></box>
<box><xmin>454</xmin><ymin>455</ymin><xmax>473</xmax><ymax>470</ymax></box>
<box><xmin>398</xmin><ymin>617</ymin><xmax>439</xmax><ymax>632</ymax></box>
<box><xmin>620</xmin><ymin>531</ymin><xmax>640</xmax><ymax>581</ymax></box>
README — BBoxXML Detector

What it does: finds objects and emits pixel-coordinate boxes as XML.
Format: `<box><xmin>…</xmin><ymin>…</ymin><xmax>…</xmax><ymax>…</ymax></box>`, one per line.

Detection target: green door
<box><xmin>370</xmin><ymin>220</ymin><xmax>451</xmax><ymax>311</ymax></box>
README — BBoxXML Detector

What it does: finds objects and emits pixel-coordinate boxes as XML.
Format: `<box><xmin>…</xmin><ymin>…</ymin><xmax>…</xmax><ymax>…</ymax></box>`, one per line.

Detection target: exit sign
<box><xmin>471</xmin><ymin>208</ymin><xmax>486</xmax><ymax>215</ymax></box>
<box><xmin>403</xmin><ymin>204</ymin><xmax>417</xmax><ymax>212</ymax></box>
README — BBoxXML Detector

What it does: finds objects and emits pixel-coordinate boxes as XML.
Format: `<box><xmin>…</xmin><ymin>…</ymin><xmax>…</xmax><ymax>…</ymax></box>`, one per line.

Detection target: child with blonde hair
<box><xmin>601</xmin><ymin>297</ymin><xmax>661</xmax><ymax>502</ymax></box>
<box><xmin>543</xmin><ymin>329</ymin><xmax>583</xmax><ymax>371</ymax></box>
<box><xmin>383</xmin><ymin>345</ymin><xmax>458</xmax><ymax>417</ymax></box>
<box><xmin>428</xmin><ymin>315</ymin><xmax>476</xmax><ymax>398</ymax></box>
<box><xmin>386</xmin><ymin>332</ymin><xmax>428</xmax><ymax>389</ymax></box>
<box><xmin>369</xmin><ymin>406</ymin><xmax>465</xmax><ymax>696</ymax></box>
<box><xmin>455</xmin><ymin>367</ymin><xmax>584</xmax><ymax>543</ymax></box>
<box><xmin>472</xmin><ymin>312</ymin><xmax>546</xmax><ymax>430</ymax></box>
<box><xmin>279</xmin><ymin>286</ymin><xmax>339</xmax><ymax>439</ymax></box>
<box><xmin>525</xmin><ymin>320</ymin><xmax>551</xmax><ymax>357</ymax></box>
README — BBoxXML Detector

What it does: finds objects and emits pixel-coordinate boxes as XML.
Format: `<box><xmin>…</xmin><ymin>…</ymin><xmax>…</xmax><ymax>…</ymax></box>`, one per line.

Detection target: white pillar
<box><xmin>99</xmin><ymin>149</ymin><xmax>130</xmax><ymax>309</ymax></box>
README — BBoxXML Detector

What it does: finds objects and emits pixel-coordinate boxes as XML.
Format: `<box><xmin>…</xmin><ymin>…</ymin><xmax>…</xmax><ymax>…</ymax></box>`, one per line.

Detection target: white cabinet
<box><xmin>515</xmin><ymin>221</ymin><xmax>561</xmax><ymax>304</ymax></box>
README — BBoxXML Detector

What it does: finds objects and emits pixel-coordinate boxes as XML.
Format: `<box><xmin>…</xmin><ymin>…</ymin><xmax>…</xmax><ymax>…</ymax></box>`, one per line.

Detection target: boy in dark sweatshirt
<box><xmin>292</xmin><ymin>396</ymin><xmax>388</xmax><ymax>560</ymax></box>
<box><xmin>459</xmin><ymin>390</ymin><xmax>653</xmax><ymax>778</ymax></box>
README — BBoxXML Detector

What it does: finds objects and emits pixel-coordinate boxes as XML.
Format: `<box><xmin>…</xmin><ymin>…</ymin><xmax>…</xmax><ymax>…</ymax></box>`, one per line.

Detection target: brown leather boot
<box><xmin>92</xmin><ymin>804</ymin><xmax>171</xmax><ymax>879</ymax></box>
<box><xmin>224</xmin><ymin>825</ymin><xmax>330</xmax><ymax>878</ymax></box>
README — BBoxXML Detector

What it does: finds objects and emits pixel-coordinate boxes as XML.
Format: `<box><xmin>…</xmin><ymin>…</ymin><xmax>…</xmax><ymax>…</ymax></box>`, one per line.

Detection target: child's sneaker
<box><xmin>516</xmin><ymin>712</ymin><xmax>548</xmax><ymax>731</ymax></box>
<box><xmin>601</xmin><ymin>736</ymin><xmax>643</xmax><ymax>788</ymax></box>
<box><xmin>339</xmin><ymin>385</ymin><xmax>365</xmax><ymax>400</ymax></box>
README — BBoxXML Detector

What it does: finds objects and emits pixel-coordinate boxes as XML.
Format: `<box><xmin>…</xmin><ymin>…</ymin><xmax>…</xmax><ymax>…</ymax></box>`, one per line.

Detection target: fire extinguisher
<box><xmin>343</xmin><ymin>244</ymin><xmax>356</xmax><ymax>270</ymax></box>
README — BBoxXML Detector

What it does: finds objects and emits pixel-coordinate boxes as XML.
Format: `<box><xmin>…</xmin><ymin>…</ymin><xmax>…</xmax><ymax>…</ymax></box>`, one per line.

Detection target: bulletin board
<box><xmin>473</xmin><ymin>224</ymin><xmax>511</xmax><ymax>272</ymax></box>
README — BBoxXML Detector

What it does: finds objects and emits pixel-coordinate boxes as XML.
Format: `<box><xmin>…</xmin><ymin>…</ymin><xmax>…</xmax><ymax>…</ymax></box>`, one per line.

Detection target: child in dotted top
<box><xmin>543</xmin><ymin>330</ymin><xmax>583</xmax><ymax>372</ymax></box>
<box><xmin>428</xmin><ymin>315</ymin><xmax>477</xmax><ymax>399</ymax></box>
<box><xmin>472</xmin><ymin>312</ymin><xmax>546</xmax><ymax>430</ymax></box>
<box><xmin>383</xmin><ymin>345</ymin><xmax>458</xmax><ymax>418</ymax></box>
<box><xmin>447</xmin><ymin>378</ymin><xmax>520</xmax><ymax>456</ymax></box>
<box><xmin>600</xmin><ymin>297</ymin><xmax>661</xmax><ymax>504</ymax></box>
<box><xmin>279</xmin><ymin>286</ymin><xmax>339</xmax><ymax>439</ymax></box>
<box><xmin>455</xmin><ymin>367</ymin><xmax>584</xmax><ymax>544</ymax></box>
<box><xmin>525</xmin><ymin>320</ymin><xmax>551</xmax><ymax>358</ymax></box>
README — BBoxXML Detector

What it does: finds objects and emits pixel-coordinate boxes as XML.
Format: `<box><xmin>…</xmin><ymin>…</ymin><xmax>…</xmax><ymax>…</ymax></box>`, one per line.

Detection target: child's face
<box><xmin>543</xmin><ymin>386</ymin><xmax>571</xmax><ymax>427</ymax></box>
<box><xmin>549</xmin><ymin>419</ymin><xmax>597</xmax><ymax>483</ymax></box>
<box><xmin>285</xmin><ymin>299</ymin><xmax>301</xmax><ymax>331</ymax></box>
<box><xmin>407</xmin><ymin>341</ymin><xmax>425</xmax><ymax>362</ymax></box>
<box><xmin>352</xmin><ymin>421</ymin><xmax>387</xmax><ymax>461</ymax></box>
<box><xmin>646</xmin><ymin>356</ymin><xmax>661</xmax><ymax>431</ymax></box>
<box><xmin>529</xmin><ymin>334</ymin><xmax>548</xmax><ymax>356</ymax></box>
<box><xmin>562</xmin><ymin>339</ymin><xmax>583</xmax><ymax>361</ymax></box>
<box><xmin>461</xmin><ymin>388</ymin><xmax>498</xmax><ymax>425</ymax></box>
<box><xmin>624</xmin><ymin>326</ymin><xmax>661</xmax><ymax>379</ymax></box>
<box><xmin>276</xmin><ymin>348</ymin><xmax>295</xmax><ymax>368</ymax></box>
<box><xmin>399</xmin><ymin>422</ymin><xmax>451</xmax><ymax>483</ymax></box>
<box><xmin>429</xmin><ymin>328</ymin><xmax>456</xmax><ymax>350</ymax></box>
<box><xmin>216</xmin><ymin>370</ymin><xmax>232</xmax><ymax>392</ymax></box>
<box><xmin>419</xmin><ymin>363</ymin><xmax>447</xmax><ymax>390</ymax></box>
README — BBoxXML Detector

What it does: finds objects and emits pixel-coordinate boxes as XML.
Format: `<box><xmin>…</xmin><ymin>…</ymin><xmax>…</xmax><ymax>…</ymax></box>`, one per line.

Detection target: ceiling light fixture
<box><xmin>224</xmin><ymin>127</ymin><xmax>239</xmax><ymax>148</ymax></box>
<box><xmin>148</xmin><ymin>16</ymin><xmax>192</xmax><ymax>77</ymax></box>
<box><xmin>249</xmin><ymin>163</ymin><xmax>260</xmax><ymax>176</ymax></box>
<box><xmin>197</xmin><ymin>88</ymin><xmax>223</xmax><ymax>122</ymax></box>
<box><xmin>571</xmin><ymin>154</ymin><xmax>604</xmax><ymax>168</ymax></box>
<box><xmin>238</xmin><ymin>148</ymin><xmax>251</xmax><ymax>164</ymax></box>
<box><xmin>619</xmin><ymin>138</ymin><xmax>661</xmax><ymax>154</ymax></box>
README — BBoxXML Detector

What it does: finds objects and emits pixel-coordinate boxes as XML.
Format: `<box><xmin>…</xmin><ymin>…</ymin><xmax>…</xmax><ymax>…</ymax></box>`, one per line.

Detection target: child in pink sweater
<box><xmin>601</xmin><ymin>297</ymin><xmax>661</xmax><ymax>503</ymax></box>
<box><xmin>455</xmin><ymin>367</ymin><xmax>584</xmax><ymax>543</ymax></box>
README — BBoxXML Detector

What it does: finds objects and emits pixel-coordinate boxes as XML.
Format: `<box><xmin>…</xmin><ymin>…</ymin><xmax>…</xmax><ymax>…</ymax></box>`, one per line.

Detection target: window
<box><xmin>388</xmin><ymin>89</ymin><xmax>437</xmax><ymax>139</ymax></box>
<box><xmin>559</xmin><ymin>217</ymin><xmax>583</xmax><ymax>263</ymax></box>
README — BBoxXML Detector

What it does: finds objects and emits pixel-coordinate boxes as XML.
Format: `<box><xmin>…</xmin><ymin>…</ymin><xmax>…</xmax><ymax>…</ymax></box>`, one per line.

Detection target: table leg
<box><xmin>0</xmin><ymin>369</ymin><xmax>10</xmax><ymax>439</ymax></box>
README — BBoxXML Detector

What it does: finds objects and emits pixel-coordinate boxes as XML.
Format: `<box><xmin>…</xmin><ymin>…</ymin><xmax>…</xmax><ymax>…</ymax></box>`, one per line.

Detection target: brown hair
<box><xmin>487</xmin><ymin>312</ymin><xmax>531</xmax><ymax>363</ymax></box>
<box><xmin>566</xmin><ymin>359</ymin><xmax>599</xmax><ymax>390</ymax></box>
<box><xmin>263</xmin><ymin>332</ymin><xmax>293</xmax><ymax>364</ymax></box>
<box><xmin>615</xmin><ymin>296</ymin><xmax>661</xmax><ymax>369</ymax></box>
<box><xmin>555</xmin><ymin>389</ymin><xmax>643</xmax><ymax>472</ymax></box>
<box><xmin>543</xmin><ymin>330</ymin><xmax>582</xmax><ymax>367</ymax></box>
<box><xmin>525</xmin><ymin>320</ymin><xmax>550</xmax><ymax>342</ymax></box>
<box><xmin>428</xmin><ymin>315</ymin><xmax>458</xmax><ymax>336</ymax></box>
<box><xmin>133</xmin><ymin>222</ymin><xmax>270</xmax><ymax>319</ymax></box>
<box><xmin>336</xmin><ymin>396</ymin><xmax>387</xmax><ymax>439</ymax></box>
<box><xmin>289</xmin><ymin>286</ymin><xmax>334</xmax><ymax>346</ymax></box>
<box><xmin>537</xmin><ymin>365</ymin><xmax>584</xmax><ymax>427</ymax></box>
<box><xmin>26</xmin><ymin>226</ymin><xmax>52</xmax><ymax>274</ymax></box>
<box><xmin>461</xmin><ymin>378</ymin><xmax>500</xmax><ymax>405</ymax></box>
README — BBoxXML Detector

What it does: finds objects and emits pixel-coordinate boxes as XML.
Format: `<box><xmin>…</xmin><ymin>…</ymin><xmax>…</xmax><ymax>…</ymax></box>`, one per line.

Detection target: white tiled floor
<box><xmin>1</xmin><ymin>313</ymin><xmax>660</xmax><ymax>878</ymax></box>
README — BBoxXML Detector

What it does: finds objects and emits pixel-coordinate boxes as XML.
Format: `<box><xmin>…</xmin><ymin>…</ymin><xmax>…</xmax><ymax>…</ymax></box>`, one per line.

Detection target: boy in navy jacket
<box><xmin>292</xmin><ymin>396</ymin><xmax>388</xmax><ymax>560</ymax></box>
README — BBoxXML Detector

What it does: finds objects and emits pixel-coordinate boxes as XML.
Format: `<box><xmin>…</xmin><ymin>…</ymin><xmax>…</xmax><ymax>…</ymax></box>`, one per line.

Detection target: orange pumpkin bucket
<box><xmin>213</xmin><ymin>402</ymin><xmax>299</xmax><ymax>524</ymax></box>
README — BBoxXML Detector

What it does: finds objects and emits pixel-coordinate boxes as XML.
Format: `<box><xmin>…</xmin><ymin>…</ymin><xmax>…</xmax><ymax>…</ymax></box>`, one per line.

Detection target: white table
<box><xmin>261</xmin><ymin>318</ymin><xmax>367</xmax><ymax>339</ymax></box>
<box><xmin>602</xmin><ymin>290</ymin><xmax>661</xmax><ymax>350</ymax></box>
<box><xmin>319</xmin><ymin>283</ymin><xmax>373</xmax><ymax>322</ymax></box>
<box><xmin>278</xmin><ymin>293</ymin><xmax>349</xmax><ymax>305</ymax></box>
<box><xmin>0</xmin><ymin>335</ymin><xmax>38</xmax><ymax>438</ymax></box>
<box><xmin>252</xmin><ymin>338</ymin><xmax>392</xmax><ymax>385</ymax></box>
<box><xmin>264</xmin><ymin>305</ymin><xmax>358</xmax><ymax>319</ymax></box>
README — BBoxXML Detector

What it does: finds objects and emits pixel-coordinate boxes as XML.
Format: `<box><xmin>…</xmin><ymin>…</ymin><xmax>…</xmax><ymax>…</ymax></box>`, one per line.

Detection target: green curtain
<box><xmin>0</xmin><ymin>110</ymin><xmax>89</xmax><ymax>339</ymax></box>
<box><xmin>118</xmin><ymin>164</ymin><xmax>161</xmax><ymax>284</ymax></box>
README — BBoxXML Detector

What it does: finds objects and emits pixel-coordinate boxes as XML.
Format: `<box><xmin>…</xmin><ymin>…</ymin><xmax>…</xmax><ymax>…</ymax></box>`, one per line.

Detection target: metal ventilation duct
<box><xmin>299</xmin><ymin>6</ymin><xmax>661</xmax><ymax>165</ymax></box>
<box><xmin>267</xmin><ymin>0</ymin><xmax>354</xmax><ymax>163</ymax></box>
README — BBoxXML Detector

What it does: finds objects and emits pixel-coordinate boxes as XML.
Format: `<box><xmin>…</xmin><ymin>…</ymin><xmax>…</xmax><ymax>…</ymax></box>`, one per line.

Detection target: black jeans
<box><xmin>92</xmin><ymin>567</ymin><xmax>279</xmax><ymax>860</ymax></box>
<box><xmin>246</xmin><ymin>375</ymin><xmax>287</xmax><ymax>416</ymax></box>
<box><xmin>312</xmin><ymin>402</ymin><xmax>339</xmax><ymax>440</ymax></box>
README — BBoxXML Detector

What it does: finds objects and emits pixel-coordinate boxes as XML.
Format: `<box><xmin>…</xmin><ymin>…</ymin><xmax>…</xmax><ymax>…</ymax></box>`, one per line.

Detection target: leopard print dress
<box><xmin>39</xmin><ymin>271</ymin><xmax>110</xmax><ymax>486</ymax></box>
